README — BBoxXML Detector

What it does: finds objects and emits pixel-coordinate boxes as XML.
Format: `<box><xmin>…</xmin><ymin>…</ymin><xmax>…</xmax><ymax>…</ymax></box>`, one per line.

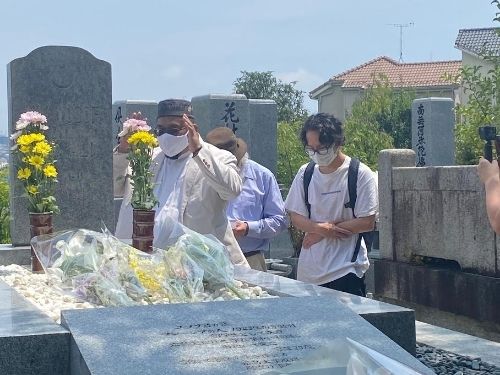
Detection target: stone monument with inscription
<box><xmin>8</xmin><ymin>46</ymin><xmax>114</xmax><ymax>245</ymax></box>
<box><xmin>192</xmin><ymin>94</ymin><xmax>277</xmax><ymax>175</ymax></box>
<box><xmin>411</xmin><ymin>97</ymin><xmax>455</xmax><ymax>167</ymax></box>
<box><xmin>62</xmin><ymin>295</ymin><xmax>432</xmax><ymax>374</ymax></box>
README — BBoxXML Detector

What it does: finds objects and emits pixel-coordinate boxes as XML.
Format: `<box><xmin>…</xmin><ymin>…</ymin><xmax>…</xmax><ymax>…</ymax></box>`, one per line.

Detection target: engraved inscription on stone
<box><xmin>161</xmin><ymin>321</ymin><xmax>317</xmax><ymax>371</ymax></box>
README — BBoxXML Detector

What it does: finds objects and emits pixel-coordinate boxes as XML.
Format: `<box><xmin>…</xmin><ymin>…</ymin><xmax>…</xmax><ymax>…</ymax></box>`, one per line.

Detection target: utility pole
<box><xmin>388</xmin><ymin>22</ymin><xmax>414</xmax><ymax>62</ymax></box>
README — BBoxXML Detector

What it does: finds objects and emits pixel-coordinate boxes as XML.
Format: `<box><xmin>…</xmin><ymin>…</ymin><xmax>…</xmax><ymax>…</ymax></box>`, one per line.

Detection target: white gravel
<box><xmin>0</xmin><ymin>264</ymin><xmax>276</xmax><ymax>323</ymax></box>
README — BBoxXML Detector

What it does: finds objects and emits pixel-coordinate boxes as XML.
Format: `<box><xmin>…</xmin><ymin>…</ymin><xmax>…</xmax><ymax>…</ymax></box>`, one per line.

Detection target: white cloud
<box><xmin>160</xmin><ymin>65</ymin><xmax>184</xmax><ymax>81</ymax></box>
<box><xmin>276</xmin><ymin>68</ymin><xmax>324</xmax><ymax>93</ymax></box>
<box><xmin>276</xmin><ymin>68</ymin><xmax>324</xmax><ymax>113</ymax></box>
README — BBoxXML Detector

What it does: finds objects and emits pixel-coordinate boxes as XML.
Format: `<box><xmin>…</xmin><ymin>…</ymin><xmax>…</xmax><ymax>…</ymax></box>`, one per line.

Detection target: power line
<box><xmin>388</xmin><ymin>22</ymin><xmax>414</xmax><ymax>62</ymax></box>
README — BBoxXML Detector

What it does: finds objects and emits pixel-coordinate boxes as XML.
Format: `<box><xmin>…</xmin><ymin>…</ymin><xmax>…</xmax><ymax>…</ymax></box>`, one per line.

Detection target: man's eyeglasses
<box><xmin>305</xmin><ymin>145</ymin><xmax>334</xmax><ymax>156</ymax></box>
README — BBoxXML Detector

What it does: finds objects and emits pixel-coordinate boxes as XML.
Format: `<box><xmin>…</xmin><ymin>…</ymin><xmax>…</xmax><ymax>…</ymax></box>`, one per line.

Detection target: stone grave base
<box><xmin>0</xmin><ymin>249</ymin><xmax>418</xmax><ymax>374</ymax></box>
<box><xmin>373</xmin><ymin>259</ymin><xmax>500</xmax><ymax>325</ymax></box>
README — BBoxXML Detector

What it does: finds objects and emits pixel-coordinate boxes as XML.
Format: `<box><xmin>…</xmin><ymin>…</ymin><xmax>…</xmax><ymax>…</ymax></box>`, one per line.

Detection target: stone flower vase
<box><xmin>132</xmin><ymin>209</ymin><xmax>155</xmax><ymax>253</ymax></box>
<box><xmin>29</xmin><ymin>212</ymin><xmax>53</xmax><ymax>272</ymax></box>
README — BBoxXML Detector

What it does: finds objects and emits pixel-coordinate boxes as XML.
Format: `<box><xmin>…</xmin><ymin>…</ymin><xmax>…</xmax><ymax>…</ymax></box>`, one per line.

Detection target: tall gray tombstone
<box><xmin>411</xmin><ymin>97</ymin><xmax>455</xmax><ymax>167</ymax></box>
<box><xmin>192</xmin><ymin>94</ymin><xmax>278</xmax><ymax>174</ymax></box>
<box><xmin>111</xmin><ymin>100</ymin><xmax>158</xmax><ymax>143</ymax></box>
<box><xmin>8</xmin><ymin>46</ymin><xmax>113</xmax><ymax>245</ymax></box>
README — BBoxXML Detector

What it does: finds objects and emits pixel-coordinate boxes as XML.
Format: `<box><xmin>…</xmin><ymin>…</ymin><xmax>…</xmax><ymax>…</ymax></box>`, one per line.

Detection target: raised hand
<box><xmin>181</xmin><ymin>114</ymin><xmax>201</xmax><ymax>153</ymax></box>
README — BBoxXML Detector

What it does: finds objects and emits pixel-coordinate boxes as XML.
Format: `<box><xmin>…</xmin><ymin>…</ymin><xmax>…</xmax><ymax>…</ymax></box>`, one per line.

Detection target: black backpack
<box><xmin>303</xmin><ymin>158</ymin><xmax>375</xmax><ymax>262</ymax></box>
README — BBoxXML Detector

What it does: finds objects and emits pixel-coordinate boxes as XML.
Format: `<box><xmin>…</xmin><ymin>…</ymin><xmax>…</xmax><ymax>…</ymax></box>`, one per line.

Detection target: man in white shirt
<box><xmin>284</xmin><ymin>113</ymin><xmax>377</xmax><ymax>296</ymax></box>
<box><xmin>115</xmin><ymin>99</ymin><xmax>248</xmax><ymax>267</ymax></box>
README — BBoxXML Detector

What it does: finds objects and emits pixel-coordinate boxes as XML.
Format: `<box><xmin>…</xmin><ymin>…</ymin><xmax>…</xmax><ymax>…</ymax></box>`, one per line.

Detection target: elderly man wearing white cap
<box><xmin>114</xmin><ymin>100</ymin><xmax>249</xmax><ymax>267</ymax></box>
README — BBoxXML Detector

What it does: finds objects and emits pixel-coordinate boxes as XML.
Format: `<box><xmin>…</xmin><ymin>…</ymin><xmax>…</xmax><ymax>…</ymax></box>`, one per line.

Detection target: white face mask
<box><xmin>158</xmin><ymin>133</ymin><xmax>189</xmax><ymax>157</ymax></box>
<box><xmin>308</xmin><ymin>146</ymin><xmax>339</xmax><ymax>166</ymax></box>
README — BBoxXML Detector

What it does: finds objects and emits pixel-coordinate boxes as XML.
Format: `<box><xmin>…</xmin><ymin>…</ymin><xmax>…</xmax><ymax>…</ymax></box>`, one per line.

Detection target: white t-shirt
<box><xmin>284</xmin><ymin>156</ymin><xmax>378</xmax><ymax>285</ymax></box>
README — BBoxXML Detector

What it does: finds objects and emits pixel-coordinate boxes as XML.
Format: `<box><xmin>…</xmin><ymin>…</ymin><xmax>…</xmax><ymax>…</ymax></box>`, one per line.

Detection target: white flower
<box><xmin>10</xmin><ymin>130</ymin><xmax>21</xmax><ymax>141</ymax></box>
<box><xmin>15</xmin><ymin>120</ymin><xmax>29</xmax><ymax>130</ymax></box>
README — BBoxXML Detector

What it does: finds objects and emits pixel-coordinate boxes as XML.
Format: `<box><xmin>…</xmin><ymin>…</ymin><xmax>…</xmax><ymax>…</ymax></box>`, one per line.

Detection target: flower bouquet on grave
<box><xmin>11</xmin><ymin>111</ymin><xmax>59</xmax><ymax>272</ymax></box>
<box><xmin>124</xmin><ymin>117</ymin><xmax>159</xmax><ymax>253</ymax></box>
<box><xmin>154</xmin><ymin>215</ymin><xmax>245</xmax><ymax>299</ymax></box>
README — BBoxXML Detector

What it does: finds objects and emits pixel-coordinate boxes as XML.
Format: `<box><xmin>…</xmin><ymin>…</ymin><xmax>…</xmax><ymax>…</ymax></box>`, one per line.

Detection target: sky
<box><xmin>0</xmin><ymin>0</ymin><xmax>497</xmax><ymax>135</ymax></box>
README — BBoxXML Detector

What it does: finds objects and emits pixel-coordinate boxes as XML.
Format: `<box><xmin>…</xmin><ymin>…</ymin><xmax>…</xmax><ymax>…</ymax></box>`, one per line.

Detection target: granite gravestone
<box><xmin>8</xmin><ymin>46</ymin><xmax>113</xmax><ymax>245</ymax></box>
<box><xmin>192</xmin><ymin>94</ymin><xmax>278</xmax><ymax>175</ymax></box>
<box><xmin>411</xmin><ymin>97</ymin><xmax>455</xmax><ymax>167</ymax></box>
<box><xmin>111</xmin><ymin>100</ymin><xmax>158</xmax><ymax>143</ymax></box>
<box><xmin>61</xmin><ymin>296</ymin><xmax>432</xmax><ymax>374</ymax></box>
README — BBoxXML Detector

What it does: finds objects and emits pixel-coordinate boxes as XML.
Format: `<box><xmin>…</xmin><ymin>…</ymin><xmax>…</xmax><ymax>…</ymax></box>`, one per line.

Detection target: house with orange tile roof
<box><xmin>309</xmin><ymin>56</ymin><xmax>461</xmax><ymax>121</ymax></box>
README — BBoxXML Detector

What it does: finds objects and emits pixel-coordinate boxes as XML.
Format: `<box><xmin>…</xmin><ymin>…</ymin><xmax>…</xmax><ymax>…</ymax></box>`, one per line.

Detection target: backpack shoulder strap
<box><xmin>345</xmin><ymin>157</ymin><xmax>360</xmax><ymax>217</ymax></box>
<box><xmin>345</xmin><ymin>158</ymin><xmax>364</xmax><ymax>263</ymax></box>
<box><xmin>303</xmin><ymin>161</ymin><xmax>316</xmax><ymax>218</ymax></box>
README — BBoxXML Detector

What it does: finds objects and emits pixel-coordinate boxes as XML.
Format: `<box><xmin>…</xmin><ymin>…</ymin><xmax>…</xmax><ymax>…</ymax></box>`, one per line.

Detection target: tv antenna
<box><xmin>388</xmin><ymin>22</ymin><xmax>414</xmax><ymax>62</ymax></box>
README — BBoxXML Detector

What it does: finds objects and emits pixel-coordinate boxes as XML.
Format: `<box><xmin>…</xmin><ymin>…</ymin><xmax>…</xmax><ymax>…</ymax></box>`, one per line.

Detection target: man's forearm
<box><xmin>336</xmin><ymin>215</ymin><xmax>375</xmax><ymax>234</ymax></box>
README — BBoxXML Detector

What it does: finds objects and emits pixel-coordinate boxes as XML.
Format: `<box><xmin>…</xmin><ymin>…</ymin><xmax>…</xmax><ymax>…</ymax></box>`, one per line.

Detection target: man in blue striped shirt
<box><xmin>206</xmin><ymin>127</ymin><xmax>288</xmax><ymax>271</ymax></box>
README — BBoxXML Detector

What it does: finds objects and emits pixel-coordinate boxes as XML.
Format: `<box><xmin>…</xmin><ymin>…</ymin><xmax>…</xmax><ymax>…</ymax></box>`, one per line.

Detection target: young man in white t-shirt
<box><xmin>284</xmin><ymin>113</ymin><xmax>378</xmax><ymax>296</ymax></box>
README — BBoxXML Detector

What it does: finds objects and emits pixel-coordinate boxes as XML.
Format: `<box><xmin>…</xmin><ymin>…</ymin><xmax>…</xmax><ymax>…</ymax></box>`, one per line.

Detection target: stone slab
<box><xmin>391</xmin><ymin>166</ymin><xmax>495</xmax><ymax>275</ymax></box>
<box><xmin>62</xmin><ymin>295</ymin><xmax>431</xmax><ymax>374</ymax></box>
<box><xmin>374</xmin><ymin>259</ymin><xmax>500</xmax><ymax>325</ymax></box>
<box><xmin>0</xmin><ymin>245</ymin><xmax>30</xmax><ymax>266</ymax></box>
<box><xmin>0</xmin><ymin>281</ymin><xmax>70</xmax><ymax>375</ymax></box>
<box><xmin>235</xmin><ymin>265</ymin><xmax>416</xmax><ymax>355</ymax></box>
<box><xmin>8</xmin><ymin>46</ymin><xmax>113</xmax><ymax>245</ymax></box>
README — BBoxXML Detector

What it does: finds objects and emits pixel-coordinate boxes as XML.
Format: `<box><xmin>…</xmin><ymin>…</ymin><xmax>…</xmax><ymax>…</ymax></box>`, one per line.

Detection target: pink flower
<box><xmin>118</xmin><ymin>118</ymin><xmax>151</xmax><ymax>137</ymax></box>
<box><xmin>16</xmin><ymin>111</ymin><xmax>49</xmax><ymax>131</ymax></box>
<box><xmin>19</xmin><ymin>111</ymin><xmax>47</xmax><ymax>124</ymax></box>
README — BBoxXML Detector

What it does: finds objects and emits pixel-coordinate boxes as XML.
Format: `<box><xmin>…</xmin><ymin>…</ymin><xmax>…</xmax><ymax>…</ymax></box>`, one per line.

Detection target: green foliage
<box><xmin>442</xmin><ymin>1</ymin><xmax>500</xmax><ymax>165</ymax></box>
<box><xmin>343</xmin><ymin>120</ymin><xmax>394</xmax><ymax>171</ymax></box>
<box><xmin>234</xmin><ymin>71</ymin><xmax>308</xmax><ymax>123</ymax></box>
<box><xmin>0</xmin><ymin>167</ymin><xmax>11</xmax><ymax>243</ymax></box>
<box><xmin>277</xmin><ymin>121</ymin><xmax>309</xmax><ymax>190</ymax></box>
<box><xmin>445</xmin><ymin>58</ymin><xmax>500</xmax><ymax>164</ymax></box>
<box><xmin>343</xmin><ymin>75</ymin><xmax>413</xmax><ymax>169</ymax></box>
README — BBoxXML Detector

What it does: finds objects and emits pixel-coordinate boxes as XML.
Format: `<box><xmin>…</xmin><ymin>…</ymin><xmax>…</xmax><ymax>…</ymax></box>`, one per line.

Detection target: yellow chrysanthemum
<box><xmin>30</xmin><ymin>133</ymin><xmax>45</xmax><ymax>143</ymax></box>
<box><xmin>27</xmin><ymin>185</ymin><xmax>38</xmax><ymax>195</ymax></box>
<box><xmin>17</xmin><ymin>168</ymin><xmax>31</xmax><ymax>180</ymax></box>
<box><xmin>43</xmin><ymin>164</ymin><xmax>57</xmax><ymax>178</ymax></box>
<box><xmin>32</xmin><ymin>141</ymin><xmax>52</xmax><ymax>156</ymax></box>
<box><xmin>19</xmin><ymin>145</ymin><xmax>31</xmax><ymax>154</ymax></box>
<box><xmin>127</xmin><ymin>131</ymin><xmax>158</xmax><ymax>148</ymax></box>
<box><xmin>27</xmin><ymin>155</ymin><xmax>45</xmax><ymax>170</ymax></box>
<box><xmin>16</xmin><ymin>133</ymin><xmax>45</xmax><ymax>146</ymax></box>
<box><xmin>17</xmin><ymin>134</ymin><xmax>33</xmax><ymax>146</ymax></box>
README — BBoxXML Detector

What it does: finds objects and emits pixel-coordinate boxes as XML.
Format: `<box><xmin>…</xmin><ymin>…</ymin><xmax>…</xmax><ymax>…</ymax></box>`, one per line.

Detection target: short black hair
<box><xmin>300</xmin><ymin>113</ymin><xmax>345</xmax><ymax>148</ymax></box>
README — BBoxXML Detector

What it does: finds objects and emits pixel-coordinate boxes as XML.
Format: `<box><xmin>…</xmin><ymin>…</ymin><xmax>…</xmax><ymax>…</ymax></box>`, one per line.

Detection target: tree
<box><xmin>343</xmin><ymin>75</ymin><xmax>414</xmax><ymax>169</ymax></box>
<box><xmin>446</xmin><ymin>64</ymin><xmax>500</xmax><ymax>164</ymax></box>
<box><xmin>234</xmin><ymin>71</ymin><xmax>308</xmax><ymax>123</ymax></box>
<box><xmin>277</xmin><ymin>120</ymin><xmax>309</xmax><ymax>190</ymax></box>
<box><xmin>443</xmin><ymin>1</ymin><xmax>500</xmax><ymax>164</ymax></box>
